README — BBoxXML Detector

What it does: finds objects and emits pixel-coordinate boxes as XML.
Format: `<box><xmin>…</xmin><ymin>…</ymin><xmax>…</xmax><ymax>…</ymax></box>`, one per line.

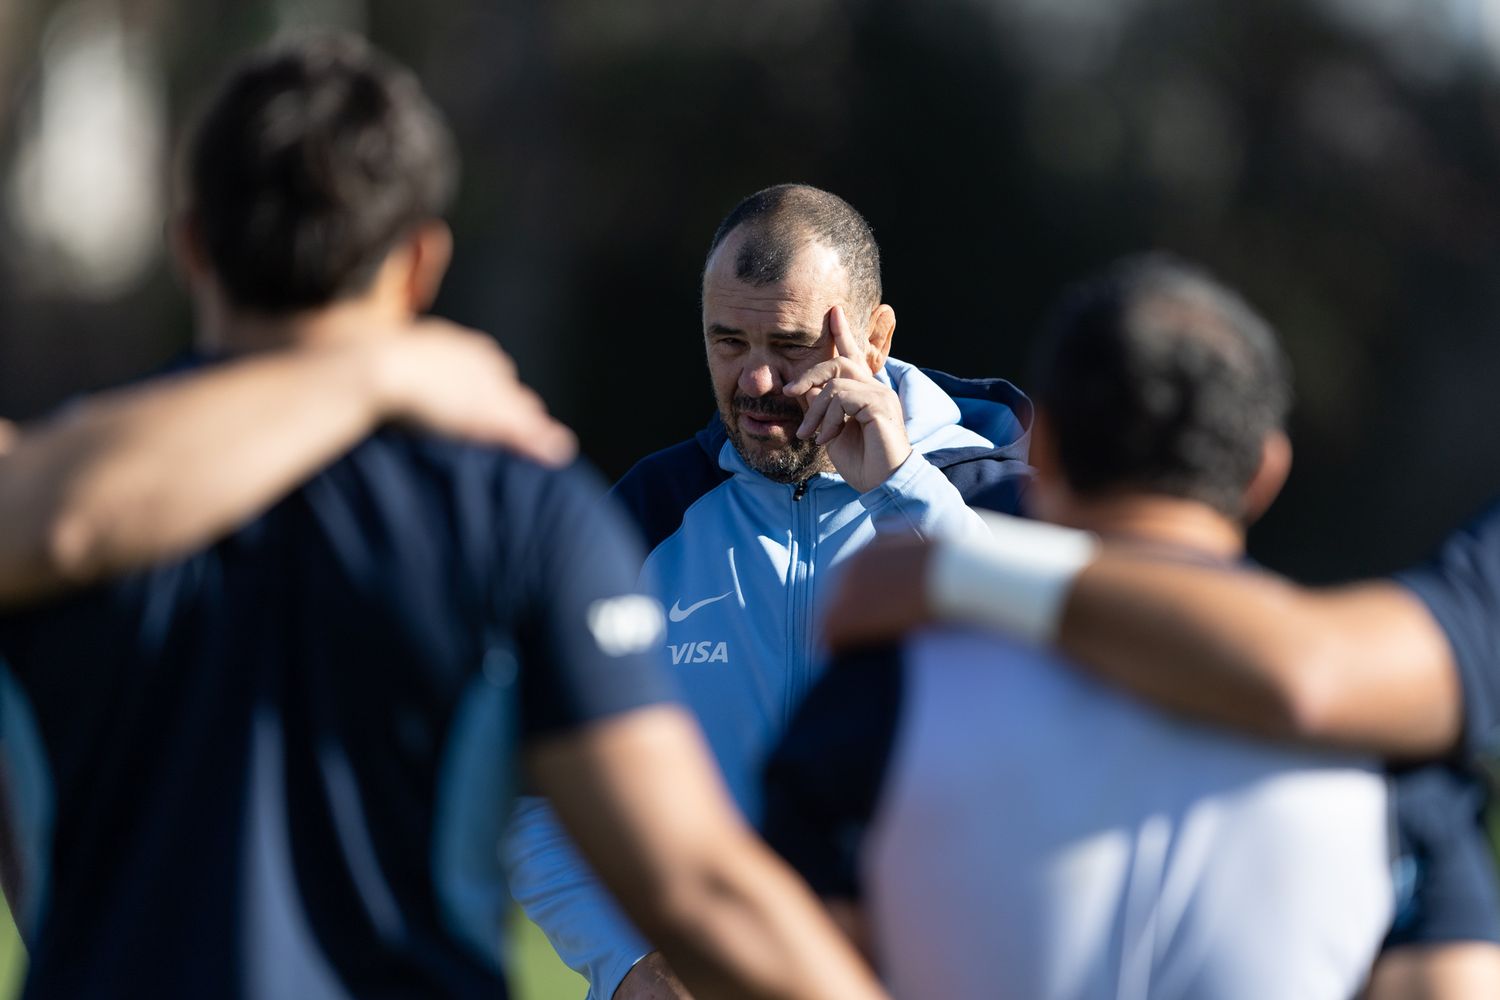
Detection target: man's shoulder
<box><xmin>610</xmin><ymin>421</ymin><xmax>732</xmax><ymax>552</ymax></box>
<box><xmin>919</xmin><ymin>368</ymin><xmax>1034</xmax><ymax>430</ymax></box>
<box><xmin>911</xmin><ymin>366</ymin><xmax>1034</xmax><ymax>515</ymax></box>
<box><xmin>1402</xmin><ymin>499</ymin><xmax>1500</xmax><ymax>588</ymax></box>
<box><xmin>930</xmin><ymin>451</ymin><xmax>1032</xmax><ymax>515</ymax></box>
<box><xmin>325</xmin><ymin>429</ymin><xmax>544</xmax><ymax>519</ymax></box>
<box><xmin>1394</xmin><ymin>497</ymin><xmax>1500</xmax><ymax>763</ymax></box>
<box><xmin>287</xmin><ymin>431</ymin><xmax>620</xmax><ymax>609</ymax></box>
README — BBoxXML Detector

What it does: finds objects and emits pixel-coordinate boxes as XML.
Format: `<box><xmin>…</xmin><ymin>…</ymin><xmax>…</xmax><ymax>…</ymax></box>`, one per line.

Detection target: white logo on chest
<box><xmin>668</xmin><ymin>591</ymin><xmax>733</xmax><ymax>622</ymax></box>
<box><xmin>670</xmin><ymin>641</ymin><xmax>730</xmax><ymax>664</ymax></box>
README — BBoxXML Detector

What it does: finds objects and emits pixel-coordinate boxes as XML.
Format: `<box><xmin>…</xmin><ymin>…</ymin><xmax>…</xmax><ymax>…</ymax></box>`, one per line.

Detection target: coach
<box><xmin>505</xmin><ymin>183</ymin><xmax>1033</xmax><ymax>999</ymax></box>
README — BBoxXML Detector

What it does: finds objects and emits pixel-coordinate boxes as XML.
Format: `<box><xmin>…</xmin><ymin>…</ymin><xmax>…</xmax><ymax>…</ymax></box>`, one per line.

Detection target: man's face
<box><xmin>702</xmin><ymin>233</ymin><xmax>859</xmax><ymax>483</ymax></box>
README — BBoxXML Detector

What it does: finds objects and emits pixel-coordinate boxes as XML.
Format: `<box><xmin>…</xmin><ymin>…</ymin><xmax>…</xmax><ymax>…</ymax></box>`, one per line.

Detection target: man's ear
<box><xmin>865</xmin><ymin>304</ymin><xmax>896</xmax><ymax>374</ymax></box>
<box><xmin>404</xmin><ymin>220</ymin><xmax>453</xmax><ymax>314</ymax></box>
<box><xmin>1028</xmin><ymin>410</ymin><xmax>1061</xmax><ymax>481</ymax></box>
<box><xmin>1243</xmin><ymin>430</ymin><xmax>1292</xmax><ymax>525</ymax></box>
<box><xmin>167</xmin><ymin>213</ymin><xmax>210</xmax><ymax>289</ymax></box>
<box><xmin>1020</xmin><ymin>409</ymin><xmax>1065</xmax><ymax>522</ymax></box>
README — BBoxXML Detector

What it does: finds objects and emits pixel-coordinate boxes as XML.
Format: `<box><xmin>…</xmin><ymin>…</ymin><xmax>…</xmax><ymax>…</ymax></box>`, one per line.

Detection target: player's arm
<box><xmin>822</xmin><ymin>902</ymin><xmax>874</xmax><ymax>963</ymax></box>
<box><xmin>0</xmin><ymin>321</ymin><xmax>573</xmax><ymax>606</ymax></box>
<box><xmin>1365</xmin><ymin>944</ymin><xmax>1500</xmax><ymax>1000</ymax></box>
<box><xmin>530</xmin><ymin>707</ymin><xmax>888</xmax><ymax>1000</ymax></box>
<box><xmin>1058</xmin><ymin>557</ymin><xmax>1461</xmax><ymax>757</ymax></box>
<box><xmin>502</xmin><ymin>796</ymin><xmax>657</xmax><ymax>997</ymax></box>
<box><xmin>824</xmin><ymin>518</ymin><xmax>1464</xmax><ymax>759</ymax></box>
<box><xmin>508</xmin><ymin>463</ymin><xmax>885</xmax><ymax>1000</ymax></box>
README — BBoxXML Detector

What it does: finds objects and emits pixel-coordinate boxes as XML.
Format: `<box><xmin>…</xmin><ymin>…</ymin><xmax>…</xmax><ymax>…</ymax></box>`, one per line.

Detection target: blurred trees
<box><xmin>4</xmin><ymin>0</ymin><xmax>1500</xmax><ymax>579</ymax></box>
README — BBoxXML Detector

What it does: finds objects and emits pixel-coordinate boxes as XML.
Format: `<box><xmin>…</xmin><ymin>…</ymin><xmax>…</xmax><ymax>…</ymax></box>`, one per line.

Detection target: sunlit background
<box><xmin>6</xmin><ymin>0</ymin><xmax>1500</xmax><ymax>578</ymax></box>
<box><xmin>4</xmin><ymin>0</ymin><xmax>1500</xmax><ymax>989</ymax></box>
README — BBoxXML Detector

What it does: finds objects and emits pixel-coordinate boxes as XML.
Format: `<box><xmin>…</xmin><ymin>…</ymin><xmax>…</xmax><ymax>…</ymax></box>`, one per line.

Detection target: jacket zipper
<box><xmin>787</xmin><ymin>479</ymin><xmax>812</xmax><ymax>718</ymax></box>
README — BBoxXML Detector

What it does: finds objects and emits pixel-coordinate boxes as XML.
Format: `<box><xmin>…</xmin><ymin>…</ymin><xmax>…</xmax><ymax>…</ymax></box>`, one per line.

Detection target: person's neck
<box><xmin>1053</xmin><ymin>494</ymin><xmax>1245</xmax><ymax>561</ymax></box>
<box><xmin>198</xmin><ymin>297</ymin><xmax>409</xmax><ymax>356</ymax></box>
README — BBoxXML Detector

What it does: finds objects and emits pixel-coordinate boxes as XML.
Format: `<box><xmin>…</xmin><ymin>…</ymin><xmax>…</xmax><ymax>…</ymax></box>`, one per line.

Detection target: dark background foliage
<box><xmin>4</xmin><ymin>0</ymin><xmax>1500</xmax><ymax>581</ymax></box>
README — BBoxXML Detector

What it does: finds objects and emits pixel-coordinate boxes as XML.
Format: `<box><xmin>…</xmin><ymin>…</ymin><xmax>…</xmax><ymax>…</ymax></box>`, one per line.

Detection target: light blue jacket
<box><xmin>503</xmin><ymin>359</ymin><xmax>1032</xmax><ymax>998</ymax></box>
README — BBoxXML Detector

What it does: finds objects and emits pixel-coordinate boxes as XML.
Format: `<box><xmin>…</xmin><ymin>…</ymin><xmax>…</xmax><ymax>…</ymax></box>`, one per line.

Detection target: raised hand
<box><xmin>782</xmin><ymin>305</ymin><xmax>911</xmax><ymax>493</ymax></box>
<box><xmin>371</xmin><ymin>319</ymin><xmax>577</xmax><ymax>467</ymax></box>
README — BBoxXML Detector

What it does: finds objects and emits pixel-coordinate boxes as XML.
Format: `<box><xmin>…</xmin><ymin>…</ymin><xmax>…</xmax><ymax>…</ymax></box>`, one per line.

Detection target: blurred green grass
<box><xmin>0</xmin><ymin>902</ymin><xmax>582</xmax><ymax>999</ymax></box>
<box><xmin>0</xmin><ymin>901</ymin><xmax>21</xmax><ymax>999</ymax></box>
<box><xmin>507</xmin><ymin>908</ymin><xmax>586</xmax><ymax>999</ymax></box>
<box><xmin>8</xmin><ymin>819</ymin><xmax>1494</xmax><ymax>997</ymax></box>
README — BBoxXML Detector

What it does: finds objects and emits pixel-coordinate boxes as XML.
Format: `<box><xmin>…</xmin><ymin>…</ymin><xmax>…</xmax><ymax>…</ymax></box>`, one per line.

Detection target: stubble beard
<box><xmin>720</xmin><ymin>395</ymin><xmax>831</xmax><ymax>484</ymax></box>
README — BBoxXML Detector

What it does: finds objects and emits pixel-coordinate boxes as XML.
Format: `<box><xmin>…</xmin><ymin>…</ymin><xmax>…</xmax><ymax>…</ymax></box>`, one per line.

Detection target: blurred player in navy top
<box><xmin>0</xmin><ymin>33</ymin><xmax>887</xmax><ymax>1000</ymax></box>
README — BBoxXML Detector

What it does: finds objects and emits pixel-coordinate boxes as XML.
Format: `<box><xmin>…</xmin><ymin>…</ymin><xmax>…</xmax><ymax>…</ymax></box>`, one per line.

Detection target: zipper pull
<box><xmin>792</xmin><ymin>480</ymin><xmax>808</xmax><ymax>501</ymax></box>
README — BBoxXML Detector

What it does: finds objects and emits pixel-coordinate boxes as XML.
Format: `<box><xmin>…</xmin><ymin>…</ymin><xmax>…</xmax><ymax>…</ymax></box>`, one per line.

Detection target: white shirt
<box><xmin>862</xmin><ymin>628</ymin><xmax>1393</xmax><ymax>1000</ymax></box>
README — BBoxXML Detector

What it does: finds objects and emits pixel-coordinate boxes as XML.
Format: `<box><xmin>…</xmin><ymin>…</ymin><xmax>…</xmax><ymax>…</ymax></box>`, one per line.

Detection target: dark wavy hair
<box><xmin>183</xmin><ymin>32</ymin><xmax>457</xmax><ymax>313</ymax></box>
<box><xmin>1031</xmin><ymin>254</ymin><xmax>1292</xmax><ymax>518</ymax></box>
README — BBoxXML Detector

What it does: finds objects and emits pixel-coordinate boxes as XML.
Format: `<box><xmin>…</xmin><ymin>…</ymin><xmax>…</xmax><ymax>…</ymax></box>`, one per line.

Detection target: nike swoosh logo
<box><xmin>668</xmin><ymin>591</ymin><xmax>734</xmax><ymax>622</ymax></box>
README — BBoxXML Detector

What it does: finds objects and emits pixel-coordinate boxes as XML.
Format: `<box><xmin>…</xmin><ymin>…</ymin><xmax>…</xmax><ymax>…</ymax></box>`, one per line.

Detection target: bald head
<box><xmin>704</xmin><ymin>184</ymin><xmax>883</xmax><ymax>319</ymax></box>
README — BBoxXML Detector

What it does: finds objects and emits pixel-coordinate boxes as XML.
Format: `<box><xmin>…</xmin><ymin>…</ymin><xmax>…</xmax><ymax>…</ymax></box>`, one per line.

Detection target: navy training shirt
<box><xmin>0</xmin><ymin>430</ymin><xmax>676</xmax><ymax>999</ymax></box>
<box><xmin>1397</xmin><ymin>500</ymin><xmax>1500</xmax><ymax>766</ymax></box>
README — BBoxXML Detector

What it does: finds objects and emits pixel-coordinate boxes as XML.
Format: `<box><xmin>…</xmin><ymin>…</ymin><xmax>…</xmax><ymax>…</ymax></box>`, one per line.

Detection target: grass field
<box><xmin>507</xmin><ymin>910</ymin><xmax>587</xmax><ymax>999</ymax></box>
<box><xmin>4</xmin><ymin>822</ymin><xmax>1493</xmax><ymax>996</ymax></box>
<box><xmin>0</xmin><ymin>902</ymin><xmax>583</xmax><ymax>999</ymax></box>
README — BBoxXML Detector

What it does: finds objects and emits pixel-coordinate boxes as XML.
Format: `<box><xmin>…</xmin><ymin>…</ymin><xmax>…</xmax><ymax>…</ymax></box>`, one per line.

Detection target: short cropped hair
<box><xmin>183</xmin><ymin>32</ymin><xmax>457</xmax><ymax>313</ymax></box>
<box><xmin>1030</xmin><ymin>254</ymin><xmax>1292</xmax><ymax>519</ymax></box>
<box><xmin>704</xmin><ymin>184</ymin><xmax>882</xmax><ymax>316</ymax></box>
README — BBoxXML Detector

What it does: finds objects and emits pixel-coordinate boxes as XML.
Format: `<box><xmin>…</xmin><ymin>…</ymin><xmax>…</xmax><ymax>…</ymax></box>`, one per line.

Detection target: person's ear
<box><xmin>167</xmin><ymin>213</ymin><xmax>210</xmax><ymax>290</ymax></box>
<box><xmin>1243</xmin><ymin>430</ymin><xmax>1292</xmax><ymax>525</ymax></box>
<box><xmin>865</xmin><ymin>303</ymin><xmax>896</xmax><ymax>374</ymax></box>
<box><xmin>1020</xmin><ymin>408</ymin><xmax>1067</xmax><ymax>522</ymax></box>
<box><xmin>167</xmin><ymin>212</ymin><xmax>234</xmax><ymax>329</ymax></box>
<box><xmin>404</xmin><ymin>220</ymin><xmax>453</xmax><ymax>314</ymax></box>
<box><xmin>1028</xmin><ymin>410</ymin><xmax>1061</xmax><ymax>482</ymax></box>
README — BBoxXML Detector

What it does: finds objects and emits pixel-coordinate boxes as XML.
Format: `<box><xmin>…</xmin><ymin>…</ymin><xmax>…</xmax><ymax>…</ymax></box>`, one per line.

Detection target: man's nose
<box><xmin>738</xmin><ymin>361</ymin><xmax>781</xmax><ymax>397</ymax></box>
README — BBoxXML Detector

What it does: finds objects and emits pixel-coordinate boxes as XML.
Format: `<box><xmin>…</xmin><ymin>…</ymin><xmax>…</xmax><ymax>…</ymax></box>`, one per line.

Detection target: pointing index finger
<box><xmin>828</xmin><ymin>305</ymin><xmax>862</xmax><ymax>362</ymax></box>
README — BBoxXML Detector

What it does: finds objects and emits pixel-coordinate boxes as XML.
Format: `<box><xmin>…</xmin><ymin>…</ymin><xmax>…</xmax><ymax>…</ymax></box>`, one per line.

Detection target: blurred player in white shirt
<box><xmin>766</xmin><ymin>255</ymin><xmax>1394</xmax><ymax>999</ymax></box>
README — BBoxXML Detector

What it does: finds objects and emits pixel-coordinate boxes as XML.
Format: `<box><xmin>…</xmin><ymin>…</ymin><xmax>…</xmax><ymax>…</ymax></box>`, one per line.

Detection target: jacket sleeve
<box><xmin>503</xmin><ymin>795</ymin><xmax>651</xmax><ymax>999</ymax></box>
<box><xmin>857</xmin><ymin>450</ymin><xmax>991</xmax><ymax>543</ymax></box>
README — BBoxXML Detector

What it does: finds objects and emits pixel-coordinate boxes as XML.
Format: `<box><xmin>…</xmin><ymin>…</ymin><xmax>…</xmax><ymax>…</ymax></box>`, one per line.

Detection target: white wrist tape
<box><xmin>927</xmin><ymin>511</ymin><xmax>1099</xmax><ymax>645</ymax></box>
